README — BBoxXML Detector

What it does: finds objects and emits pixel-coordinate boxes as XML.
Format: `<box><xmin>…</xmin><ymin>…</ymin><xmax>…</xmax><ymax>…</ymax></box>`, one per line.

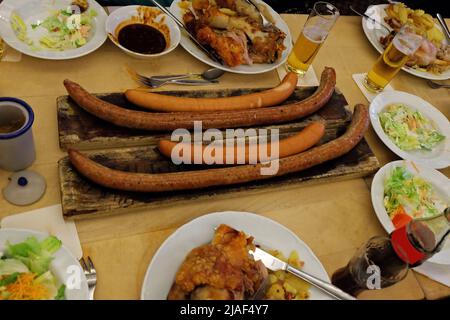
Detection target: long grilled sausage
<box><xmin>157</xmin><ymin>122</ymin><xmax>325</xmax><ymax>165</ymax></box>
<box><xmin>124</xmin><ymin>72</ymin><xmax>298</xmax><ymax>112</ymax></box>
<box><xmin>63</xmin><ymin>67</ymin><xmax>336</xmax><ymax>131</ymax></box>
<box><xmin>67</xmin><ymin>104</ymin><xmax>369</xmax><ymax>192</ymax></box>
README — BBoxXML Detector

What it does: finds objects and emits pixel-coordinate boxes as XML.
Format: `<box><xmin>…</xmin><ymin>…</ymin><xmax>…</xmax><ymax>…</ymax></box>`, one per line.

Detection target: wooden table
<box><xmin>0</xmin><ymin>14</ymin><xmax>449</xmax><ymax>300</ymax></box>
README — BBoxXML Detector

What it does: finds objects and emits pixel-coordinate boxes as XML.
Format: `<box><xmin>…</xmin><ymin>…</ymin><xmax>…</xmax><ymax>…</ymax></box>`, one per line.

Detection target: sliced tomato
<box><xmin>391</xmin><ymin>207</ymin><xmax>413</xmax><ymax>229</ymax></box>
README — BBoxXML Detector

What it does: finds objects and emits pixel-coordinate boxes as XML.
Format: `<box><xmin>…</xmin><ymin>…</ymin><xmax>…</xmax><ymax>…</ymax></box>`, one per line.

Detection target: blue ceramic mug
<box><xmin>0</xmin><ymin>98</ymin><xmax>36</xmax><ymax>171</ymax></box>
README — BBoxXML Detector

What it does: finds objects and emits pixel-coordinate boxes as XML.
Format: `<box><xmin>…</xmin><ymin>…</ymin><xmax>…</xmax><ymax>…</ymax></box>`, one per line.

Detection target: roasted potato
<box><xmin>264</xmin><ymin>250</ymin><xmax>310</xmax><ymax>300</ymax></box>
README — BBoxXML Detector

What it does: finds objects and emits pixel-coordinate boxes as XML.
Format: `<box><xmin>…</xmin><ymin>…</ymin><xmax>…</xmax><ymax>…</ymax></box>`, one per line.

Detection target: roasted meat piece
<box><xmin>406</xmin><ymin>38</ymin><xmax>438</xmax><ymax>67</ymax></box>
<box><xmin>197</xmin><ymin>26</ymin><xmax>252</xmax><ymax>66</ymax></box>
<box><xmin>167</xmin><ymin>224</ymin><xmax>268</xmax><ymax>300</ymax></box>
<box><xmin>184</xmin><ymin>0</ymin><xmax>286</xmax><ymax>66</ymax></box>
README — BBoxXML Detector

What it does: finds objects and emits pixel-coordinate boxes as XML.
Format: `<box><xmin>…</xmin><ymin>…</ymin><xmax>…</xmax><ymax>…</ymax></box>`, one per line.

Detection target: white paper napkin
<box><xmin>277</xmin><ymin>65</ymin><xmax>319</xmax><ymax>87</ymax></box>
<box><xmin>414</xmin><ymin>262</ymin><xmax>450</xmax><ymax>288</ymax></box>
<box><xmin>0</xmin><ymin>43</ymin><xmax>22</xmax><ymax>62</ymax></box>
<box><xmin>352</xmin><ymin>73</ymin><xmax>394</xmax><ymax>103</ymax></box>
<box><xmin>1</xmin><ymin>204</ymin><xmax>82</xmax><ymax>259</ymax></box>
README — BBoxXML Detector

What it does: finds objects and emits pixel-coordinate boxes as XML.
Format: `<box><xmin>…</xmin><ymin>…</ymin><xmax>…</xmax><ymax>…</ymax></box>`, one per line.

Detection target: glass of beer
<box><xmin>286</xmin><ymin>2</ymin><xmax>339</xmax><ymax>76</ymax></box>
<box><xmin>364</xmin><ymin>25</ymin><xmax>422</xmax><ymax>93</ymax></box>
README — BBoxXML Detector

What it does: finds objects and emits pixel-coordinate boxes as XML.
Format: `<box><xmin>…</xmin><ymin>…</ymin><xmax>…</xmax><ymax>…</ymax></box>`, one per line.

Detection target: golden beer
<box><xmin>285</xmin><ymin>2</ymin><xmax>339</xmax><ymax>76</ymax></box>
<box><xmin>286</xmin><ymin>27</ymin><xmax>326</xmax><ymax>75</ymax></box>
<box><xmin>364</xmin><ymin>25</ymin><xmax>422</xmax><ymax>92</ymax></box>
<box><xmin>364</xmin><ymin>41</ymin><xmax>410</xmax><ymax>92</ymax></box>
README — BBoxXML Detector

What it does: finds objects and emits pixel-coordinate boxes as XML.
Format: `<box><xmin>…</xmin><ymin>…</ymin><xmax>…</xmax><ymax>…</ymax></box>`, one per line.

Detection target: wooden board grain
<box><xmin>57</xmin><ymin>87</ymin><xmax>351</xmax><ymax>150</ymax></box>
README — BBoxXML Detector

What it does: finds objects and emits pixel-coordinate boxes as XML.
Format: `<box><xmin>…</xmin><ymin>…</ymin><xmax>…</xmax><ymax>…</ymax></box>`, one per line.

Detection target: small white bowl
<box><xmin>106</xmin><ymin>5</ymin><xmax>180</xmax><ymax>59</ymax></box>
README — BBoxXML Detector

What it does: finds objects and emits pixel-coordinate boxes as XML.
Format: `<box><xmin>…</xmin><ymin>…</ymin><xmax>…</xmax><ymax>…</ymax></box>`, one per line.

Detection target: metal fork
<box><xmin>427</xmin><ymin>80</ymin><xmax>450</xmax><ymax>89</ymax></box>
<box><xmin>130</xmin><ymin>69</ymin><xmax>218</xmax><ymax>88</ymax></box>
<box><xmin>80</xmin><ymin>256</ymin><xmax>97</xmax><ymax>300</ymax></box>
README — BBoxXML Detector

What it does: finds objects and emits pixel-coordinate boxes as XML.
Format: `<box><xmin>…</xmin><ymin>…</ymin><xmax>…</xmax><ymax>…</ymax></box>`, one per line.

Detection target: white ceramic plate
<box><xmin>141</xmin><ymin>211</ymin><xmax>332</xmax><ymax>300</ymax></box>
<box><xmin>0</xmin><ymin>228</ymin><xmax>89</xmax><ymax>299</ymax></box>
<box><xmin>169</xmin><ymin>0</ymin><xmax>292</xmax><ymax>74</ymax></box>
<box><xmin>105</xmin><ymin>5</ymin><xmax>180</xmax><ymax>59</ymax></box>
<box><xmin>370</xmin><ymin>91</ymin><xmax>450</xmax><ymax>169</ymax></box>
<box><xmin>371</xmin><ymin>160</ymin><xmax>450</xmax><ymax>265</ymax></box>
<box><xmin>362</xmin><ymin>4</ymin><xmax>450</xmax><ymax>81</ymax></box>
<box><xmin>0</xmin><ymin>0</ymin><xmax>107</xmax><ymax>60</ymax></box>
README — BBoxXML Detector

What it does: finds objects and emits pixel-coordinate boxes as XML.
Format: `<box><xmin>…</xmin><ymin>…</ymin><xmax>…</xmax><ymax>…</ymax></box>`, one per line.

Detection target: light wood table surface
<box><xmin>0</xmin><ymin>14</ymin><xmax>449</xmax><ymax>300</ymax></box>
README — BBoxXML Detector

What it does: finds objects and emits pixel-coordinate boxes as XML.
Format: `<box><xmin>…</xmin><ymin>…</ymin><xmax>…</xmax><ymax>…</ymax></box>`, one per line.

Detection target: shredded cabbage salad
<box><xmin>0</xmin><ymin>236</ymin><xmax>65</xmax><ymax>300</ymax></box>
<box><xmin>384</xmin><ymin>166</ymin><xmax>448</xmax><ymax>220</ymax></box>
<box><xmin>379</xmin><ymin>104</ymin><xmax>445</xmax><ymax>151</ymax></box>
<box><xmin>10</xmin><ymin>7</ymin><xmax>97</xmax><ymax>51</ymax></box>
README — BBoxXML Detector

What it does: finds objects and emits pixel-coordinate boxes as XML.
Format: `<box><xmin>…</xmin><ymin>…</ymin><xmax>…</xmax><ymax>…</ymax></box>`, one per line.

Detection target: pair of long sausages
<box><xmin>63</xmin><ymin>67</ymin><xmax>336</xmax><ymax>131</ymax></box>
<box><xmin>67</xmin><ymin>104</ymin><xmax>369</xmax><ymax>192</ymax></box>
<box><xmin>125</xmin><ymin>73</ymin><xmax>299</xmax><ymax>112</ymax></box>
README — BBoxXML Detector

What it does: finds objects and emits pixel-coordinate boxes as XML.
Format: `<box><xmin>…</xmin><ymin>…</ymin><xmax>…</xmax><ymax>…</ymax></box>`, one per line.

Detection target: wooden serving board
<box><xmin>57</xmin><ymin>86</ymin><xmax>380</xmax><ymax>219</ymax></box>
<box><xmin>59</xmin><ymin>140</ymin><xmax>379</xmax><ymax>219</ymax></box>
<box><xmin>58</xmin><ymin>87</ymin><xmax>351</xmax><ymax>150</ymax></box>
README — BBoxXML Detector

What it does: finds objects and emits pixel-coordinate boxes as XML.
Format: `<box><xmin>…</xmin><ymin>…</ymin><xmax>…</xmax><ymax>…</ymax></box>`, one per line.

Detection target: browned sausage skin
<box><xmin>125</xmin><ymin>72</ymin><xmax>298</xmax><ymax>112</ymax></box>
<box><xmin>157</xmin><ymin>122</ymin><xmax>326</xmax><ymax>165</ymax></box>
<box><xmin>63</xmin><ymin>67</ymin><xmax>336</xmax><ymax>131</ymax></box>
<box><xmin>67</xmin><ymin>104</ymin><xmax>369</xmax><ymax>192</ymax></box>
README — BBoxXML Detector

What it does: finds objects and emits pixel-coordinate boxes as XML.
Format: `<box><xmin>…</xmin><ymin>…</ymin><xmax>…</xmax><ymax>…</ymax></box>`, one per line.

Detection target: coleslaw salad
<box><xmin>379</xmin><ymin>103</ymin><xmax>445</xmax><ymax>151</ymax></box>
<box><xmin>0</xmin><ymin>235</ymin><xmax>65</xmax><ymax>300</ymax></box>
<box><xmin>384</xmin><ymin>166</ymin><xmax>448</xmax><ymax>221</ymax></box>
<box><xmin>10</xmin><ymin>7</ymin><xmax>97</xmax><ymax>51</ymax></box>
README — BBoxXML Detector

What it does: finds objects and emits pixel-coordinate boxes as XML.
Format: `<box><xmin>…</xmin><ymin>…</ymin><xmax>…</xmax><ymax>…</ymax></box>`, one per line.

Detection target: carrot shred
<box><xmin>4</xmin><ymin>273</ymin><xmax>49</xmax><ymax>300</ymax></box>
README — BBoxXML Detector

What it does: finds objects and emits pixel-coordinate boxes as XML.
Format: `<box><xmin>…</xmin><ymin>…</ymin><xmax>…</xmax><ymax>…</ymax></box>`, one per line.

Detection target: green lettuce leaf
<box><xmin>4</xmin><ymin>236</ymin><xmax>62</xmax><ymax>275</ymax></box>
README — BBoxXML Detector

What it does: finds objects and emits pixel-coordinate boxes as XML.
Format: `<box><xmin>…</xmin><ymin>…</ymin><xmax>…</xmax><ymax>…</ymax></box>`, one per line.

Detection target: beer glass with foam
<box><xmin>286</xmin><ymin>2</ymin><xmax>339</xmax><ymax>76</ymax></box>
<box><xmin>364</xmin><ymin>25</ymin><xmax>422</xmax><ymax>93</ymax></box>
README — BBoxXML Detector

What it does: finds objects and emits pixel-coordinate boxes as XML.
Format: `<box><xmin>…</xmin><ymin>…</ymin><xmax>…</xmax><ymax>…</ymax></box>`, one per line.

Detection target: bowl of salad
<box><xmin>0</xmin><ymin>229</ymin><xmax>89</xmax><ymax>300</ymax></box>
<box><xmin>0</xmin><ymin>0</ymin><xmax>107</xmax><ymax>60</ymax></box>
<box><xmin>370</xmin><ymin>91</ymin><xmax>450</xmax><ymax>169</ymax></box>
<box><xmin>371</xmin><ymin>160</ymin><xmax>450</xmax><ymax>265</ymax></box>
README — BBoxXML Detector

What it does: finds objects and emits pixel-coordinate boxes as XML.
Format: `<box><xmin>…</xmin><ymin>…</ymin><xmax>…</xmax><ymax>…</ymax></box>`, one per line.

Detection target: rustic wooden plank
<box><xmin>57</xmin><ymin>87</ymin><xmax>351</xmax><ymax>150</ymax></box>
<box><xmin>57</xmin><ymin>86</ymin><xmax>379</xmax><ymax>219</ymax></box>
<box><xmin>59</xmin><ymin>139</ymin><xmax>379</xmax><ymax>219</ymax></box>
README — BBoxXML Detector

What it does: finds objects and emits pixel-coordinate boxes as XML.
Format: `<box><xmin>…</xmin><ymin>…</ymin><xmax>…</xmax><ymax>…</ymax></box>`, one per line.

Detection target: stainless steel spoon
<box><xmin>151</xmin><ymin>68</ymin><xmax>225</xmax><ymax>81</ymax></box>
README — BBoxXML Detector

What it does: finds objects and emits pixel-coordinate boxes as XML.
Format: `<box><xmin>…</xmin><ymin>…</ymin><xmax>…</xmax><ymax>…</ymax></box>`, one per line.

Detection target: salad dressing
<box><xmin>117</xmin><ymin>23</ymin><xmax>167</xmax><ymax>54</ymax></box>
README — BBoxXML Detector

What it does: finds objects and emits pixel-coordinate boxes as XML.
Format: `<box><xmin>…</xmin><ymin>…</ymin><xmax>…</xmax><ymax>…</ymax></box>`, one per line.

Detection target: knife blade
<box><xmin>249</xmin><ymin>247</ymin><xmax>357</xmax><ymax>300</ymax></box>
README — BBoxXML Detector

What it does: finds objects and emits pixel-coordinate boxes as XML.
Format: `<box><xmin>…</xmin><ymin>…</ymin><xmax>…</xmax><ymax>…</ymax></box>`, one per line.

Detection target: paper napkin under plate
<box><xmin>1</xmin><ymin>204</ymin><xmax>82</xmax><ymax>259</ymax></box>
<box><xmin>414</xmin><ymin>262</ymin><xmax>450</xmax><ymax>288</ymax></box>
<box><xmin>277</xmin><ymin>65</ymin><xmax>319</xmax><ymax>87</ymax></box>
<box><xmin>0</xmin><ymin>43</ymin><xmax>22</xmax><ymax>62</ymax></box>
<box><xmin>352</xmin><ymin>73</ymin><xmax>394</xmax><ymax>103</ymax></box>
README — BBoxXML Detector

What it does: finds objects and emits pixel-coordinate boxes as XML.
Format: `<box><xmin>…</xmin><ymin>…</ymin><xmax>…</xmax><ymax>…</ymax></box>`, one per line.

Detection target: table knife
<box><xmin>249</xmin><ymin>247</ymin><xmax>357</xmax><ymax>300</ymax></box>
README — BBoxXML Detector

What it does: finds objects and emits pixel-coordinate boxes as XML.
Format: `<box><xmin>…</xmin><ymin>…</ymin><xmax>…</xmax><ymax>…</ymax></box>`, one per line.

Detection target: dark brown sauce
<box><xmin>118</xmin><ymin>24</ymin><xmax>166</xmax><ymax>54</ymax></box>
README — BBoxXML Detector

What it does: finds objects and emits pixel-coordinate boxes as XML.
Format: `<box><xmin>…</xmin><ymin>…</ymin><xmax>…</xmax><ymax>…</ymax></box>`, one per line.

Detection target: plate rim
<box><xmin>361</xmin><ymin>4</ymin><xmax>450</xmax><ymax>81</ymax></box>
<box><xmin>369</xmin><ymin>90</ymin><xmax>450</xmax><ymax>169</ymax></box>
<box><xmin>0</xmin><ymin>0</ymin><xmax>108</xmax><ymax>60</ymax></box>
<box><xmin>140</xmin><ymin>210</ymin><xmax>331</xmax><ymax>300</ymax></box>
<box><xmin>169</xmin><ymin>0</ymin><xmax>292</xmax><ymax>74</ymax></box>
<box><xmin>0</xmin><ymin>227</ymin><xmax>90</xmax><ymax>300</ymax></box>
<box><xmin>370</xmin><ymin>160</ymin><xmax>450</xmax><ymax>265</ymax></box>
